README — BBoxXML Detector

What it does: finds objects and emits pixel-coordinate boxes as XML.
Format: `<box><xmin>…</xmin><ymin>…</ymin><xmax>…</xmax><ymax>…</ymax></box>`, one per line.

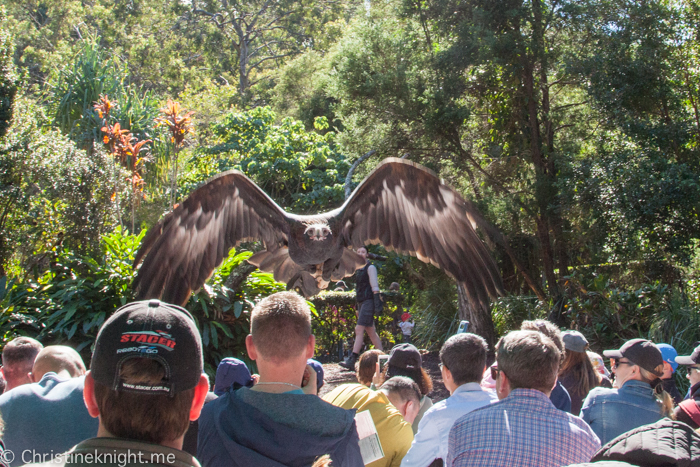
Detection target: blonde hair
<box><xmin>639</xmin><ymin>366</ymin><xmax>674</xmax><ymax>418</ymax></box>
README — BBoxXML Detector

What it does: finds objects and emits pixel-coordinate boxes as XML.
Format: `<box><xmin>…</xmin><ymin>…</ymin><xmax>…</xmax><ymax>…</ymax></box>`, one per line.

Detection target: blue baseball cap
<box><xmin>214</xmin><ymin>357</ymin><xmax>254</xmax><ymax>395</ymax></box>
<box><xmin>657</xmin><ymin>343</ymin><xmax>678</xmax><ymax>372</ymax></box>
<box><xmin>307</xmin><ymin>358</ymin><xmax>324</xmax><ymax>392</ymax></box>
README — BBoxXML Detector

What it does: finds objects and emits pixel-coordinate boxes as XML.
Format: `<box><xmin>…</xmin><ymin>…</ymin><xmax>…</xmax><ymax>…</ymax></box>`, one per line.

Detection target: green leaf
<box><xmin>212</xmin><ymin>321</ymin><xmax>234</xmax><ymax>339</ymax></box>
<box><xmin>209</xmin><ymin>321</ymin><xmax>219</xmax><ymax>348</ymax></box>
<box><xmin>234</xmin><ymin>301</ymin><xmax>243</xmax><ymax>318</ymax></box>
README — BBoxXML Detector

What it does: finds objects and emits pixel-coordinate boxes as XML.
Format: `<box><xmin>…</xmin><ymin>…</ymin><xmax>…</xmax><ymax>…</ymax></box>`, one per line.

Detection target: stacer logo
<box><xmin>120</xmin><ymin>331</ymin><xmax>176</xmax><ymax>351</ymax></box>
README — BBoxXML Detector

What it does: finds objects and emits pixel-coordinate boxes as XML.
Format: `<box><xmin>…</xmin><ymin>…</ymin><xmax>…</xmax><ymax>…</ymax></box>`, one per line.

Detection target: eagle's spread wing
<box><xmin>133</xmin><ymin>170</ymin><xmax>289</xmax><ymax>305</ymax></box>
<box><xmin>338</xmin><ymin>158</ymin><xmax>504</xmax><ymax>310</ymax></box>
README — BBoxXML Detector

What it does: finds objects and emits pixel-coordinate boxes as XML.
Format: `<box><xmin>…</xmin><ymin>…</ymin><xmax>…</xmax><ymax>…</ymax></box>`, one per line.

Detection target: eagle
<box><xmin>132</xmin><ymin>158</ymin><xmax>504</xmax><ymax>308</ymax></box>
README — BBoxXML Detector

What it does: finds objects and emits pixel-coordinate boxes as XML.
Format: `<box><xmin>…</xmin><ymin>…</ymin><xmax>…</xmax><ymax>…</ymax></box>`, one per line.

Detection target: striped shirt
<box><xmin>447</xmin><ymin>388</ymin><xmax>600</xmax><ymax>467</ymax></box>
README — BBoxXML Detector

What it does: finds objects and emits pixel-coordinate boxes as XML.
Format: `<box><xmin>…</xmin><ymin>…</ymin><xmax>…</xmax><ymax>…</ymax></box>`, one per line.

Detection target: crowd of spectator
<box><xmin>0</xmin><ymin>291</ymin><xmax>698</xmax><ymax>466</ymax></box>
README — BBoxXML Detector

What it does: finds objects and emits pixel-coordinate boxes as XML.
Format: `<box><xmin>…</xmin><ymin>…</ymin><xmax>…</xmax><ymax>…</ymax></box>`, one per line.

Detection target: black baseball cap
<box><xmin>603</xmin><ymin>338</ymin><xmax>663</xmax><ymax>376</ymax></box>
<box><xmin>674</xmin><ymin>345</ymin><xmax>700</xmax><ymax>366</ymax></box>
<box><xmin>91</xmin><ymin>299</ymin><xmax>203</xmax><ymax>395</ymax></box>
<box><xmin>387</xmin><ymin>343</ymin><xmax>422</xmax><ymax>370</ymax></box>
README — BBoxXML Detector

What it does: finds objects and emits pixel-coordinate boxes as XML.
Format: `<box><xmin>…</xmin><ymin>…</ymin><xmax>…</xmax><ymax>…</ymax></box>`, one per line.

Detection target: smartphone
<box><xmin>378</xmin><ymin>354</ymin><xmax>389</xmax><ymax>373</ymax></box>
<box><xmin>457</xmin><ymin>320</ymin><xmax>470</xmax><ymax>334</ymax></box>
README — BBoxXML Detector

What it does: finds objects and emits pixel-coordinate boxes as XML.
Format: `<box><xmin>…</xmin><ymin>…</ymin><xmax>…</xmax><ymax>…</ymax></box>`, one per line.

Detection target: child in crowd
<box><xmin>399</xmin><ymin>312</ymin><xmax>415</xmax><ymax>343</ymax></box>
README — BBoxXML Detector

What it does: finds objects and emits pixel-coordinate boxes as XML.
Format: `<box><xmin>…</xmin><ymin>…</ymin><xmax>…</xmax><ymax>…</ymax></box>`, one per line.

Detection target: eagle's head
<box><xmin>304</xmin><ymin>224</ymin><xmax>332</xmax><ymax>242</ymax></box>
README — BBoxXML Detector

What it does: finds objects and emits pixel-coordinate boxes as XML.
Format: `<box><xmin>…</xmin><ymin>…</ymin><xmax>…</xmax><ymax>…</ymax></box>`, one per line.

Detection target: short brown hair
<box><xmin>357</xmin><ymin>349</ymin><xmax>385</xmax><ymax>386</ymax></box>
<box><xmin>440</xmin><ymin>333</ymin><xmax>488</xmax><ymax>386</ymax></box>
<box><xmin>93</xmin><ymin>358</ymin><xmax>194</xmax><ymax>444</ymax></box>
<box><xmin>250</xmin><ymin>292</ymin><xmax>311</xmax><ymax>361</ymax></box>
<box><xmin>497</xmin><ymin>330</ymin><xmax>561</xmax><ymax>393</ymax></box>
<box><xmin>520</xmin><ymin>320</ymin><xmax>564</xmax><ymax>353</ymax></box>
<box><xmin>2</xmin><ymin>337</ymin><xmax>43</xmax><ymax>377</ymax></box>
<box><xmin>380</xmin><ymin>376</ymin><xmax>421</xmax><ymax>405</ymax></box>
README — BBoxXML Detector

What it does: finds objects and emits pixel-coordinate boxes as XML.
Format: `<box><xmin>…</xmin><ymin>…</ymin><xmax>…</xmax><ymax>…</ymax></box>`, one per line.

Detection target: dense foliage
<box><xmin>0</xmin><ymin>0</ymin><xmax>698</xmax><ymax>368</ymax></box>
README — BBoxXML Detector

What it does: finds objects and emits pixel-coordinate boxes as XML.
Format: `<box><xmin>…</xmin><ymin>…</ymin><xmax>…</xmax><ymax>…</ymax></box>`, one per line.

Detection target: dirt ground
<box><xmin>319</xmin><ymin>351</ymin><xmax>450</xmax><ymax>402</ymax></box>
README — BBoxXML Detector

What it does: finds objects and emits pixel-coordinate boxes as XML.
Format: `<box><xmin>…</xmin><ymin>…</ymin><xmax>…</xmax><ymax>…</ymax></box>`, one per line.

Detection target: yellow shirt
<box><xmin>323</xmin><ymin>384</ymin><xmax>414</xmax><ymax>467</ymax></box>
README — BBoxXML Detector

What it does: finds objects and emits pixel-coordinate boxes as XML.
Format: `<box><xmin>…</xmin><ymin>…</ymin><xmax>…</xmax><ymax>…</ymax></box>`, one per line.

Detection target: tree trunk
<box><xmin>239</xmin><ymin>40</ymin><xmax>249</xmax><ymax>99</ymax></box>
<box><xmin>523</xmin><ymin>53</ymin><xmax>560</xmax><ymax>298</ymax></box>
<box><xmin>457</xmin><ymin>282</ymin><xmax>496</xmax><ymax>351</ymax></box>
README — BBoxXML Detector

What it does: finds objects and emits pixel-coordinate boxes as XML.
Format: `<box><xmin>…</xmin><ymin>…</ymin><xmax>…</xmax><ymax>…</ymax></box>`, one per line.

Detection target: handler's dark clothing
<box><xmin>357</xmin><ymin>299</ymin><xmax>375</xmax><ymax>327</ymax></box>
<box><xmin>355</xmin><ymin>262</ymin><xmax>377</xmax><ymax>327</ymax></box>
<box><xmin>355</xmin><ymin>263</ymin><xmax>374</xmax><ymax>303</ymax></box>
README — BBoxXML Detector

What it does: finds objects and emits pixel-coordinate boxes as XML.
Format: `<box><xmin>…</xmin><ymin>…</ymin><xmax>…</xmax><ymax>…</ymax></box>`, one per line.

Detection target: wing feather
<box><xmin>337</xmin><ymin>158</ymin><xmax>504</xmax><ymax>310</ymax></box>
<box><xmin>133</xmin><ymin>171</ymin><xmax>290</xmax><ymax>305</ymax></box>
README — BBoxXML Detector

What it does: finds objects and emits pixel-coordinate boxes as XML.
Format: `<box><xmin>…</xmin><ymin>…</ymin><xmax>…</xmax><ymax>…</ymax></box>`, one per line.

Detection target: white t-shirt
<box><xmin>399</xmin><ymin>321</ymin><xmax>415</xmax><ymax>336</ymax></box>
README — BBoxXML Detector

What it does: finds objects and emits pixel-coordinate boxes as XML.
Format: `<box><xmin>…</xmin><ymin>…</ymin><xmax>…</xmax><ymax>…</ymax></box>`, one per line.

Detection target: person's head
<box><xmin>357</xmin><ymin>349</ymin><xmax>384</xmax><ymax>387</ymax></box>
<box><xmin>389</xmin><ymin>282</ymin><xmax>400</xmax><ymax>292</ymax></box>
<box><xmin>380</xmin><ymin>376</ymin><xmax>421</xmax><ymax>424</ymax></box>
<box><xmin>560</xmin><ymin>332</ymin><xmax>600</xmax><ymax>396</ymax></box>
<box><xmin>1</xmin><ymin>337</ymin><xmax>43</xmax><ymax>390</ymax></box>
<box><xmin>521</xmin><ymin>319</ymin><xmax>564</xmax><ymax>354</ymax></box>
<box><xmin>357</xmin><ymin>247</ymin><xmax>368</xmax><ymax>262</ymax></box>
<box><xmin>604</xmin><ymin>339</ymin><xmax>673</xmax><ymax>416</ymax></box>
<box><xmin>401</xmin><ymin>312</ymin><xmax>411</xmax><ymax>323</ymax></box>
<box><xmin>214</xmin><ymin>358</ymin><xmax>254</xmax><ymax>396</ymax></box>
<box><xmin>604</xmin><ymin>339</ymin><xmax>664</xmax><ymax>387</ymax></box>
<box><xmin>385</xmin><ymin>343</ymin><xmax>433</xmax><ymax>396</ymax></box>
<box><xmin>495</xmin><ymin>330</ymin><xmax>561</xmax><ymax>399</ymax></box>
<box><xmin>439</xmin><ymin>333</ymin><xmax>488</xmax><ymax>394</ymax></box>
<box><xmin>84</xmin><ymin>300</ymin><xmax>209</xmax><ymax>449</ymax></box>
<box><xmin>246</xmin><ymin>292</ymin><xmax>315</xmax><ymax>379</ymax></box>
<box><xmin>587</xmin><ymin>350</ymin><xmax>610</xmax><ymax>377</ymax></box>
<box><xmin>675</xmin><ymin>345</ymin><xmax>700</xmax><ymax>387</ymax></box>
<box><xmin>30</xmin><ymin>345</ymin><xmax>86</xmax><ymax>382</ymax></box>
<box><xmin>656</xmin><ymin>343</ymin><xmax>678</xmax><ymax>379</ymax></box>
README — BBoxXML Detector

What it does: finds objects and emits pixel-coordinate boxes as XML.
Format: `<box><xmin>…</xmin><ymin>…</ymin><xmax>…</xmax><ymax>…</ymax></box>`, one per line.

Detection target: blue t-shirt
<box><xmin>0</xmin><ymin>373</ymin><xmax>98</xmax><ymax>466</ymax></box>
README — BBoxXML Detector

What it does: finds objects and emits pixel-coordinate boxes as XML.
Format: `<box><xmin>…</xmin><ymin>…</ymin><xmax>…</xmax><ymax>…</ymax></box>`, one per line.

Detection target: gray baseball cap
<box><xmin>562</xmin><ymin>330</ymin><xmax>589</xmax><ymax>353</ymax></box>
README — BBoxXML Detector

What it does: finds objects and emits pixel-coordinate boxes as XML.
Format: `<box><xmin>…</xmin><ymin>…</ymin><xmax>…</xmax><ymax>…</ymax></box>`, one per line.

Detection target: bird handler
<box><xmin>341</xmin><ymin>247</ymin><xmax>384</xmax><ymax>369</ymax></box>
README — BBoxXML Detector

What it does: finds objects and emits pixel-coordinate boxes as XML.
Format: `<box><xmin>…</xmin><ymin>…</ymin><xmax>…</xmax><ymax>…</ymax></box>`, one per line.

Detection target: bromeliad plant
<box><xmin>95</xmin><ymin>96</ymin><xmax>151</xmax><ymax>232</ymax></box>
<box><xmin>155</xmin><ymin>99</ymin><xmax>194</xmax><ymax>208</ymax></box>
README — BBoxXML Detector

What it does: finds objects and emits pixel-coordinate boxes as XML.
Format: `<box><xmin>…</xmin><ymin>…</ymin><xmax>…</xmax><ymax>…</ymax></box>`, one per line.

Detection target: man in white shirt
<box><xmin>401</xmin><ymin>333</ymin><xmax>497</xmax><ymax>467</ymax></box>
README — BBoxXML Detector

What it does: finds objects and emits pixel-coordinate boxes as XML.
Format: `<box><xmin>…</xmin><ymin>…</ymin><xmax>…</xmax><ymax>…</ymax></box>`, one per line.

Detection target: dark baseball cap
<box><xmin>603</xmin><ymin>338</ymin><xmax>663</xmax><ymax>376</ymax></box>
<box><xmin>214</xmin><ymin>358</ymin><xmax>254</xmax><ymax>396</ymax></box>
<box><xmin>675</xmin><ymin>345</ymin><xmax>700</xmax><ymax>366</ymax></box>
<box><xmin>91</xmin><ymin>299</ymin><xmax>203</xmax><ymax>395</ymax></box>
<box><xmin>387</xmin><ymin>343</ymin><xmax>422</xmax><ymax>370</ymax></box>
<box><xmin>307</xmin><ymin>358</ymin><xmax>325</xmax><ymax>392</ymax></box>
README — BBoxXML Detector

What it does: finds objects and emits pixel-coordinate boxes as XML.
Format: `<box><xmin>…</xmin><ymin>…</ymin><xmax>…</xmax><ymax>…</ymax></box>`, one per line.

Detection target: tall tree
<box><xmin>183</xmin><ymin>0</ymin><xmax>347</xmax><ymax>102</ymax></box>
<box><xmin>324</xmin><ymin>1</ymin><xmax>582</xmax><ymax>308</ymax></box>
<box><xmin>0</xmin><ymin>6</ymin><xmax>18</xmax><ymax>140</ymax></box>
